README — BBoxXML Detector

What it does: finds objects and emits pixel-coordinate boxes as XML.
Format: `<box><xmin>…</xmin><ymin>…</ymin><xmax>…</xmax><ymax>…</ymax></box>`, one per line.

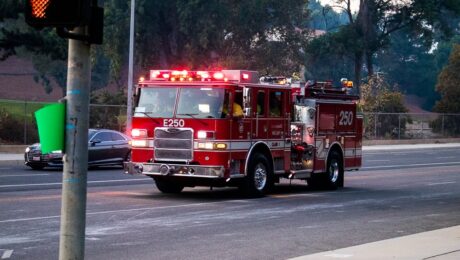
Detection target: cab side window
<box><xmin>257</xmin><ymin>90</ymin><xmax>265</xmax><ymax>116</ymax></box>
<box><xmin>269</xmin><ymin>91</ymin><xmax>283</xmax><ymax>117</ymax></box>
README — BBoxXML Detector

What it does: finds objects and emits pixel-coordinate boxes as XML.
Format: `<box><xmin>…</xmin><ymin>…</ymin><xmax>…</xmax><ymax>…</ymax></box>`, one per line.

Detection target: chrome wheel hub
<box><xmin>329</xmin><ymin>161</ymin><xmax>339</xmax><ymax>183</ymax></box>
<box><xmin>254</xmin><ymin>163</ymin><xmax>267</xmax><ymax>191</ymax></box>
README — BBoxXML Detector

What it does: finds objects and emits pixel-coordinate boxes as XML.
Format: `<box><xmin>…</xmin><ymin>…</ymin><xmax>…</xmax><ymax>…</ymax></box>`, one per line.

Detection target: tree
<box><xmin>135</xmin><ymin>0</ymin><xmax>309</xmax><ymax>75</ymax></box>
<box><xmin>434</xmin><ymin>44</ymin><xmax>460</xmax><ymax>114</ymax></box>
<box><xmin>360</xmin><ymin>75</ymin><xmax>408</xmax><ymax>138</ymax></box>
<box><xmin>308</xmin><ymin>0</ymin><xmax>460</xmax><ymax>89</ymax></box>
<box><xmin>375</xmin><ymin>29</ymin><xmax>438</xmax><ymax>110</ymax></box>
<box><xmin>431</xmin><ymin>44</ymin><xmax>460</xmax><ymax>135</ymax></box>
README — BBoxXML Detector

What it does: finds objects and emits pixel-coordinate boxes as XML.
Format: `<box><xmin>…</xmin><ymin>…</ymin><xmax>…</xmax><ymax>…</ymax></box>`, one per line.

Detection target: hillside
<box><xmin>0</xmin><ymin>56</ymin><xmax>63</xmax><ymax>102</ymax></box>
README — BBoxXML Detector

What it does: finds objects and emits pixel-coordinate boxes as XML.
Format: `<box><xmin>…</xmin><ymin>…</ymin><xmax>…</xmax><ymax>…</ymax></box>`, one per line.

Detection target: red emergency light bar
<box><xmin>147</xmin><ymin>70</ymin><xmax>259</xmax><ymax>83</ymax></box>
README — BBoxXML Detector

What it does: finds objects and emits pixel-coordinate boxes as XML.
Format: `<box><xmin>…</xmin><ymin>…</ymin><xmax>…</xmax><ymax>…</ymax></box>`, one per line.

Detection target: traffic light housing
<box><xmin>25</xmin><ymin>0</ymin><xmax>90</xmax><ymax>28</ymax></box>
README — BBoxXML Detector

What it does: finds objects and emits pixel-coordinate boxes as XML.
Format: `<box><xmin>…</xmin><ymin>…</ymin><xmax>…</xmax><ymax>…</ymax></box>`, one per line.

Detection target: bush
<box><xmin>0</xmin><ymin>107</ymin><xmax>24</xmax><ymax>143</ymax></box>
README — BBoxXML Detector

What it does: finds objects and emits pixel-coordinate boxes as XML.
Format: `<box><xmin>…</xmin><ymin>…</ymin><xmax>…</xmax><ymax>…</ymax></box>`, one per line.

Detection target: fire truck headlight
<box><xmin>197</xmin><ymin>131</ymin><xmax>215</xmax><ymax>139</ymax></box>
<box><xmin>132</xmin><ymin>140</ymin><xmax>148</xmax><ymax>147</ymax></box>
<box><xmin>197</xmin><ymin>142</ymin><xmax>227</xmax><ymax>150</ymax></box>
<box><xmin>132</xmin><ymin>129</ymin><xmax>147</xmax><ymax>138</ymax></box>
<box><xmin>198</xmin><ymin>142</ymin><xmax>214</xmax><ymax>149</ymax></box>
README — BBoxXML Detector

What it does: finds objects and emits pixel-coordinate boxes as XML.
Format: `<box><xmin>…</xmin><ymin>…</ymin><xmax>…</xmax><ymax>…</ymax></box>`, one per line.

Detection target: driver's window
<box><xmin>93</xmin><ymin>132</ymin><xmax>111</xmax><ymax>143</ymax></box>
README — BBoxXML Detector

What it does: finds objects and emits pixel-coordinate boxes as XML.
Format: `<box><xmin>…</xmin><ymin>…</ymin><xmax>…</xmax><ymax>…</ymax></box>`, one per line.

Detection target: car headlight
<box><xmin>25</xmin><ymin>147</ymin><xmax>31</xmax><ymax>153</ymax></box>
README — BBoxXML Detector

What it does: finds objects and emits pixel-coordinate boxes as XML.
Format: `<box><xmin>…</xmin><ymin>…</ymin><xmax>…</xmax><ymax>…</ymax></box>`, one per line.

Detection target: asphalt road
<box><xmin>1</xmin><ymin>147</ymin><xmax>460</xmax><ymax>259</ymax></box>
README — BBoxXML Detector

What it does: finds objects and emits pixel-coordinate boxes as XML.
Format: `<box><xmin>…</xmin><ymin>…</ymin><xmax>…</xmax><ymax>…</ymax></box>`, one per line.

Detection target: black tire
<box><xmin>154</xmin><ymin>178</ymin><xmax>184</xmax><ymax>194</ymax></box>
<box><xmin>324</xmin><ymin>150</ymin><xmax>344</xmax><ymax>190</ymax></box>
<box><xmin>307</xmin><ymin>150</ymin><xmax>344</xmax><ymax>190</ymax></box>
<box><xmin>240</xmin><ymin>153</ymin><xmax>274</xmax><ymax>197</ymax></box>
<box><xmin>124</xmin><ymin>151</ymin><xmax>131</xmax><ymax>162</ymax></box>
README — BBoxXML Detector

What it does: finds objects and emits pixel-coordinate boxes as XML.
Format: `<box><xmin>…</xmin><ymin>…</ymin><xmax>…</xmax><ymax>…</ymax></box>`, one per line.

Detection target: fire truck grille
<box><xmin>154</xmin><ymin>128</ymin><xmax>193</xmax><ymax>162</ymax></box>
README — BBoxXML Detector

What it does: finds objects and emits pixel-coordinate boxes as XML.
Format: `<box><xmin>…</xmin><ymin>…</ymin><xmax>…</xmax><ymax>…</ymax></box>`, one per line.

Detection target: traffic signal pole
<box><xmin>59</xmin><ymin>26</ymin><xmax>91</xmax><ymax>260</ymax></box>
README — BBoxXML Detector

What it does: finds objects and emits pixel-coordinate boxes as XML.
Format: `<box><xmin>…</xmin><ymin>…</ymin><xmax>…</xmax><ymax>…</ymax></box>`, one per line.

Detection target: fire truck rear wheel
<box><xmin>324</xmin><ymin>150</ymin><xmax>344</xmax><ymax>190</ymax></box>
<box><xmin>240</xmin><ymin>153</ymin><xmax>274</xmax><ymax>197</ymax></box>
<box><xmin>153</xmin><ymin>178</ymin><xmax>184</xmax><ymax>193</ymax></box>
<box><xmin>307</xmin><ymin>150</ymin><xmax>344</xmax><ymax>190</ymax></box>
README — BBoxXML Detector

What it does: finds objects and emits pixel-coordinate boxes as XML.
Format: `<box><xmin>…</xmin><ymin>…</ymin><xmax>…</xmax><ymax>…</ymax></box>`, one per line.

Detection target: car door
<box><xmin>88</xmin><ymin>131</ymin><xmax>113</xmax><ymax>164</ymax></box>
<box><xmin>110</xmin><ymin>131</ymin><xmax>130</xmax><ymax>162</ymax></box>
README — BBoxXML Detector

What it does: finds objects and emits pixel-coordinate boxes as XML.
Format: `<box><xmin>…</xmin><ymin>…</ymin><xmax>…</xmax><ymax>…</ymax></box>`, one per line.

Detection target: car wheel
<box><xmin>153</xmin><ymin>178</ymin><xmax>184</xmax><ymax>193</ymax></box>
<box><xmin>240</xmin><ymin>153</ymin><xmax>273</xmax><ymax>197</ymax></box>
<box><xmin>124</xmin><ymin>152</ymin><xmax>131</xmax><ymax>162</ymax></box>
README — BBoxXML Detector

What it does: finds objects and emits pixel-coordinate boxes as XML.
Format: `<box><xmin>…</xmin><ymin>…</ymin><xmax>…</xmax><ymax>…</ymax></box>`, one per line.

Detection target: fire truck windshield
<box><xmin>134</xmin><ymin>86</ymin><xmax>229</xmax><ymax>119</ymax></box>
<box><xmin>135</xmin><ymin>87</ymin><xmax>177</xmax><ymax>118</ymax></box>
<box><xmin>176</xmin><ymin>88</ymin><xmax>228</xmax><ymax>119</ymax></box>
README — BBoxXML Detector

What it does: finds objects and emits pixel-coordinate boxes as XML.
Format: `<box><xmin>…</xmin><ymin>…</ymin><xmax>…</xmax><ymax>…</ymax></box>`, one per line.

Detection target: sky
<box><xmin>319</xmin><ymin>0</ymin><xmax>360</xmax><ymax>13</ymax></box>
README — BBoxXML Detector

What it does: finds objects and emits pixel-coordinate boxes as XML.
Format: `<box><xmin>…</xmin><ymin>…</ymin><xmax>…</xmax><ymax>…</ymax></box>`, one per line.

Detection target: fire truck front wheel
<box><xmin>153</xmin><ymin>177</ymin><xmax>184</xmax><ymax>193</ymax></box>
<box><xmin>240</xmin><ymin>154</ymin><xmax>274</xmax><ymax>197</ymax></box>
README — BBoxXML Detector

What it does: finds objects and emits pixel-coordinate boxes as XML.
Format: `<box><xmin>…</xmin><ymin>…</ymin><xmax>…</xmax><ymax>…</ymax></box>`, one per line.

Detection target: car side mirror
<box><xmin>90</xmin><ymin>139</ymin><xmax>101</xmax><ymax>146</ymax></box>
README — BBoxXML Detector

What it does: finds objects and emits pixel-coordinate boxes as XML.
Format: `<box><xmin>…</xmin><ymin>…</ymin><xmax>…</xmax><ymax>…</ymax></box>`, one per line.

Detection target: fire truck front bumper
<box><xmin>124</xmin><ymin>162</ymin><xmax>226</xmax><ymax>178</ymax></box>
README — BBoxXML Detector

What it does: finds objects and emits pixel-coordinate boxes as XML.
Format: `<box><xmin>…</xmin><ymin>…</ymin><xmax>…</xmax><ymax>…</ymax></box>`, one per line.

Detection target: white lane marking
<box><xmin>0</xmin><ymin>200</ymin><xmax>245</xmax><ymax>224</ymax></box>
<box><xmin>323</xmin><ymin>253</ymin><xmax>353</xmax><ymax>258</ymax></box>
<box><xmin>427</xmin><ymin>181</ymin><xmax>456</xmax><ymax>186</ymax></box>
<box><xmin>436</xmin><ymin>156</ymin><xmax>457</xmax><ymax>159</ymax></box>
<box><xmin>0</xmin><ymin>174</ymin><xmax>50</xmax><ymax>178</ymax></box>
<box><xmin>1</xmin><ymin>250</ymin><xmax>13</xmax><ymax>259</ymax></box>
<box><xmin>0</xmin><ymin>178</ymin><xmax>149</xmax><ymax>188</ymax></box>
<box><xmin>362</xmin><ymin>161</ymin><xmax>460</xmax><ymax>170</ymax></box>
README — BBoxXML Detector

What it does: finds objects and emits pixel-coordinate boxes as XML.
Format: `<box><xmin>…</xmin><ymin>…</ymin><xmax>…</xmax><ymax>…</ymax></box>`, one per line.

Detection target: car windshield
<box><xmin>135</xmin><ymin>87</ymin><xmax>177</xmax><ymax>118</ymax></box>
<box><xmin>88</xmin><ymin>129</ymin><xmax>98</xmax><ymax>140</ymax></box>
<box><xmin>176</xmin><ymin>88</ymin><xmax>228</xmax><ymax>119</ymax></box>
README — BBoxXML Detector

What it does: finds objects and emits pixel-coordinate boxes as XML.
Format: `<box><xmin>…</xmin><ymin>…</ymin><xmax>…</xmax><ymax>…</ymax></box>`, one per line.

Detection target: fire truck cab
<box><xmin>125</xmin><ymin>70</ymin><xmax>362</xmax><ymax>196</ymax></box>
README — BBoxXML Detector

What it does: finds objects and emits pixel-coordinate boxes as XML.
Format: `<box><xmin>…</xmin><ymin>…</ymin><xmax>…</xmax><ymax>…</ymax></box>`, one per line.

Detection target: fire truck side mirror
<box><xmin>244</xmin><ymin>107</ymin><xmax>252</xmax><ymax>117</ymax></box>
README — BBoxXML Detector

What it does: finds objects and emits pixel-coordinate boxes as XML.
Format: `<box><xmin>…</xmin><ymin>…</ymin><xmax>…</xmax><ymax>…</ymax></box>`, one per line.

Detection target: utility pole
<box><xmin>126</xmin><ymin>0</ymin><xmax>136</xmax><ymax>133</ymax></box>
<box><xmin>59</xmin><ymin>26</ymin><xmax>91</xmax><ymax>260</ymax></box>
<box><xmin>25</xmin><ymin>1</ymin><xmax>103</xmax><ymax>259</ymax></box>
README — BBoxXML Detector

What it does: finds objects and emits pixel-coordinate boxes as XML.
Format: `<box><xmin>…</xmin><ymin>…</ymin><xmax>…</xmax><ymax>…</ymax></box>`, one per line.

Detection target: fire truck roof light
<box><xmin>213</xmin><ymin>72</ymin><xmax>225</xmax><ymax>80</ymax></box>
<box><xmin>146</xmin><ymin>70</ymin><xmax>258</xmax><ymax>83</ymax></box>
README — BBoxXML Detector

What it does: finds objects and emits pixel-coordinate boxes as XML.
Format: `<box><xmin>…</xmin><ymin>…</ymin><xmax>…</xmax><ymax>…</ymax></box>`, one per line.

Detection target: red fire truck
<box><xmin>124</xmin><ymin>69</ymin><xmax>362</xmax><ymax>196</ymax></box>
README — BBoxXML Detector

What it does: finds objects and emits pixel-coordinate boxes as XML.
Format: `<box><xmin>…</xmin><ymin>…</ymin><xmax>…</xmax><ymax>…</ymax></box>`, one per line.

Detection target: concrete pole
<box><xmin>59</xmin><ymin>26</ymin><xmax>91</xmax><ymax>260</ymax></box>
<box><xmin>126</xmin><ymin>0</ymin><xmax>135</xmax><ymax>133</ymax></box>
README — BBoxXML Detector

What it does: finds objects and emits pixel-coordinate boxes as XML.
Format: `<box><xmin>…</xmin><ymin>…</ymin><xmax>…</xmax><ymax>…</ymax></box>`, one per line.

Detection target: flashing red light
<box><xmin>242</xmin><ymin>73</ymin><xmax>250</xmax><ymax>80</ymax></box>
<box><xmin>151</xmin><ymin>70</ymin><xmax>160</xmax><ymax>78</ymax></box>
<box><xmin>172</xmin><ymin>70</ymin><xmax>188</xmax><ymax>77</ymax></box>
<box><xmin>213</xmin><ymin>72</ymin><xmax>225</xmax><ymax>80</ymax></box>
<box><xmin>197</xmin><ymin>71</ymin><xmax>210</xmax><ymax>79</ymax></box>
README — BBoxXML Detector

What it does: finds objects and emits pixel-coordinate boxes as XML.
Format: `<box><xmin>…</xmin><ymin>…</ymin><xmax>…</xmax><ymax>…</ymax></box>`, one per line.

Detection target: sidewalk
<box><xmin>289</xmin><ymin>225</ymin><xmax>460</xmax><ymax>260</ymax></box>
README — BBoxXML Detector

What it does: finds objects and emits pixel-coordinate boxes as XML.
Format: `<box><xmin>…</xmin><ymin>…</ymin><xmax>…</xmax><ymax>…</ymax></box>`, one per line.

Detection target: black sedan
<box><xmin>25</xmin><ymin>128</ymin><xmax>131</xmax><ymax>170</ymax></box>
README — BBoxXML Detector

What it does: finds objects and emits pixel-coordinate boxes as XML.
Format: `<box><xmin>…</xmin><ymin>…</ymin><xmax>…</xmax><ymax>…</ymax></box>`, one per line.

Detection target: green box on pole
<box><xmin>35</xmin><ymin>103</ymin><xmax>65</xmax><ymax>154</ymax></box>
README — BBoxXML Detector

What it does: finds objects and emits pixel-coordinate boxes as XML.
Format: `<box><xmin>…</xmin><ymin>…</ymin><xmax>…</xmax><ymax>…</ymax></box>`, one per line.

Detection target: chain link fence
<box><xmin>362</xmin><ymin>112</ymin><xmax>460</xmax><ymax>140</ymax></box>
<box><xmin>1</xmin><ymin>100</ymin><xmax>460</xmax><ymax>144</ymax></box>
<box><xmin>0</xmin><ymin>100</ymin><xmax>127</xmax><ymax>144</ymax></box>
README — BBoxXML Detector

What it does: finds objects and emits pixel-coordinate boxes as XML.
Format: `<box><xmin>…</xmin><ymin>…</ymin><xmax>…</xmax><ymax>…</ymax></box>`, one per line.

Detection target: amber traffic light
<box><xmin>25</xmin><ymin>0</ymin><xmax>90</xmax><ymax>28</ymax></box>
